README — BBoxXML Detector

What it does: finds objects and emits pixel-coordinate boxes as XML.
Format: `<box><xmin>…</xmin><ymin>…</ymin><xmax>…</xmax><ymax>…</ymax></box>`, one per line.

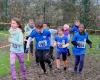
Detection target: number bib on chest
<box><xmin>77</xmin><ymin>41</ymin><xmax>86</xmax><ymax>48</ymax></box>
<box><xmin>38</xmin><ymin>40</ymin><xmax>47</xmax><ymax>47</ymax></box>
<box><xmin>57</xmin><ymin>42</ymin><xmax>62</xmax><ymax>48</ymax></box>
<box><xmin>12</xmin><ymin>44</ymin><xmax>19</xmax><ymax>48</ymax></box>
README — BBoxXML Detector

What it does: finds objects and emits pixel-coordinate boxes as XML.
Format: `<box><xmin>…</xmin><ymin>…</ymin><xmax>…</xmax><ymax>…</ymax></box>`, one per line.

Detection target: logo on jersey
<box><xmin>43</xmin><ymin>36</ymin><xmax>46</xmax><ymax>38</ymax></box>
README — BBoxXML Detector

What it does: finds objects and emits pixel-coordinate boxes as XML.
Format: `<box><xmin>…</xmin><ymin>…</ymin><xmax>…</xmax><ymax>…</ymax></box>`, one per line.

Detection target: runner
<box><xmin>25</xmin><ymin>22</ymin><xmax>52</xmax><ymax>74</ymax></box>
<box><xmin>71</xmin><ymin>24</ymin><xmax>92</xmax><ymax>74</ymax></box>
<box><xmin>8</xmin><ymin>18</ymin><xmax>27</xmax><ymax>80</ymax></box>
<box><xmin>43</xmin><ymin>23</ymin><xmax>57</xmax><ymax>61</ymax></box>
<box><xmin>54</xmin><ymin>28</ymin><xmax>69</xmax><ymax>71</ymax></box>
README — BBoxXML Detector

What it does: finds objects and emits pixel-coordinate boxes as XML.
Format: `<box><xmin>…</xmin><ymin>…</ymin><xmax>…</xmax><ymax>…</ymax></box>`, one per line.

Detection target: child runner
<box><xmin>54</xmin><ymin>28</ymin><xmax>70</xmax><ymax>71</ymax></box>
<box><xmin>71</xmin><ymin>20</ymin><xmax>80</xmax><ymax>34</ymax></box>
<box><xmin>25</xmin><ymin>22</ymin><xmax>52</xmax><ymax>74</ymax></box>
<box><xmin>63</xmin><ymin>24</ymin><xmax>71</xmax><ymax>56</ymax></box>
<box><xmin>43</xmin><ymin>23</ymin><xmax>57</xmax><ymax>61</ymax></box>
<box><xmin>71</xmin><ymin>24</ymin><xmax>92</xmax><ymax>74</ymax></box>
<box><xmin>24</xmin><ymin>19</ymin><xmax>35</xmax><ymax>57</ymax></box>
<box><xmin>8</xmin><ymin>18</ymin><xmax>27</xmax><ymax>80</ymax></box>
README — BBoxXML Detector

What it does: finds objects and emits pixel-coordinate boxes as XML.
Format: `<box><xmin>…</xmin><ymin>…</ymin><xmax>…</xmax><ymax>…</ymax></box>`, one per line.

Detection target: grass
<box><xmin>87</xmin><ymin>35</ymin><xmax>100</xmax><ymax>54</ymax></box>
<box><xmin>0</xmin><ymin>49</ymin><xmax>30</xmax><ymax>77</ymax></box>
<box><xmin>0</xmin><ymin>31</ymin><xmax>30</xmax><ymax>77</ymax></box>
<box><xmin>0</xmin><ymin>31</ymin><xmax>100</xmax><ymax>77</ymax></box>
<box><xmin>0</xmin><ymin>50</ymin><xmax>10</xmax><ymax>77</ymax></box>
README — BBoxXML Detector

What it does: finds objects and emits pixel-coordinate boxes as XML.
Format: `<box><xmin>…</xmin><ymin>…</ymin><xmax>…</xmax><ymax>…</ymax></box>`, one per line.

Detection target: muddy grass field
<box><xmin>0</xmin><ymin>33</ymin><xmax>100</xmax><ymax>80</ymax></box>
<box><xmin>1</xmin><ymin>54</ymin><xmax>100</xmax><ymax>80</ymax></box>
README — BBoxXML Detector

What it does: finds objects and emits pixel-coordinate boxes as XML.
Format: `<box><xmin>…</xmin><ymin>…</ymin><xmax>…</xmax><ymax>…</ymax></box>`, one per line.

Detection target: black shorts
<box><xmin>35</xmin><ymin>49</ymin><xmax>50</xmax><ymax>61</ymax></box>
<box><xmin>56</xmin><ymin>51</ymin><xmax>67</xmax><ymax>61</ymax></box>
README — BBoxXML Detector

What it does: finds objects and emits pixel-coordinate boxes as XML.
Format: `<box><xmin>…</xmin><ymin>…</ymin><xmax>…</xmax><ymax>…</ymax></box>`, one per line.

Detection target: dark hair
<box><xmin>36</xmin><ymin>22</ymin><xmax>43</xmax><ymax>29</ymax></box>
<box><xmin>57</xmin><ymin>27</ymin><xmax>64</xmax><ymax>34</ymax></box>
<box><xmin>11</xmin><ymin>17</ymin><xmax>24</xmax><ymax>33</ymax></box>
<box><xmin>46</xmin><ymin>22</ymin><xmax>50</xmax><ymax>27</ymax></box>
<box><xmin>79</xmin><ymin>24</ymin><xmax>86</xmax><ymax>29</ymax></box>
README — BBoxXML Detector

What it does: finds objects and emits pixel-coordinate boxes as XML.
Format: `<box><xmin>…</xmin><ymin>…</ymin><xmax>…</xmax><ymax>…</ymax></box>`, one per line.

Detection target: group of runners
<box><xmin>8</xmin><ymin>18</ymin><xmax>92</xmax><ymax>80</ymax></box>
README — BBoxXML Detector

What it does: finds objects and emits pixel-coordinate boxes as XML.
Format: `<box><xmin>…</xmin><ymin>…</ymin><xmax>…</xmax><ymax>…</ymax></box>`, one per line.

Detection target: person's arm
<box><xmin>25</xmin><ymin>31</ymin><xmax>35</xmax><ymax>53</ymax></box>
<box><xmin>24</xmin><ymin>24</ymin><xmax>27</xmax><ymax>32</ymax></box>
<box><xmin>86</xmin><ymin>34</ymin><xmax>92</xmax><ymax>48</ymax></box>
<box><xmin>53</xmin><ymin>41</ymin><xmax>57</xmax><ymax>47</ymax></box>
<box><xmin>26</xmin><ymin>30</ymin><xmax>35</xmax><ymax>47</ymax></box>
<box><xmin>53</xmin><ymin>36</ymin><xmax>57</xmax><ymax>47</ymax></box>
<box><xmin>71</xmin><ymin>41</ymin><xmax>78</xmax><ymax>46</ymax></box>
<box><xmin>62</xmin><ymin>43</ymin><xmax>70</xmax><ymax>48</ymax></box>
<box><xmin>71</xmin><ymin>34</ymin><xmax>78</xmax><ymax>46</ymax></box>
<box><xmin>26</xmin><ymin>37</ymin><xmax>33</xmax><ymax>48</ymax></box>
<box><xmin>86</xmin><ymin>35</ymin><xmax>92</xmax><ymax>44</ymax></box>
<box><xmin>71</xmin><ymin>25</ymin><xmax>75</xmax><ymax>33</ymax></box>
<box><xmin>24</xmin><ymin>24</ymin><xmax>31</xmax><ymax>36</ymax></box>
<box><xmin>52</xmin><ymin>29</ymin><xmax>57</xmax><ymax>34</ymax></box>
<box><xmin>49</xmin><ymin>29</ymin><xmax>57</xmax><ymax>34</ymax></box>
<box><xmin>47</xmin><ymin>30</ymin><xmax>51</xmax><ymax>40</ymax></box>
<box><xmin>62</xmin><ymin>37</ymin><xmax>70</xmax><ymax>48</ymax></box>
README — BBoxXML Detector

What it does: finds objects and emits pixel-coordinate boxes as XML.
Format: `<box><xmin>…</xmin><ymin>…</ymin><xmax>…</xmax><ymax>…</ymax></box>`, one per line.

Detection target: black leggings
<box><xmin>36</xmin><ymin>50</ymin><xmax>51</xmax><ymax>72</ymax></box>
<box><xmin>49</xmin><ymin>46</ymin><xmax>54</xmax><ymax>59</ymax></box>
<box><xmin>56</xmin><ymin>52</ymin><xmax>67</xmax><ymax>61</ymax></box>
<box><xmin>62</xmin><ymin>54</ymin><xmax>67</xmax><ymax>61</ymax></box>
<box><xmin>35</xmin><ymin>50</ymin><xmax>40</xmax><ymax>64</ymax></box>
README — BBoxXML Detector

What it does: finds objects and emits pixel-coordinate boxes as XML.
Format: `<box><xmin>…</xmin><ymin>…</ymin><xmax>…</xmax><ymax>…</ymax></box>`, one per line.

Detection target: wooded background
<box><xmin>0</xmin><ymin>0</ymin><xmax>100</xmax><ymax>30</ymax></box>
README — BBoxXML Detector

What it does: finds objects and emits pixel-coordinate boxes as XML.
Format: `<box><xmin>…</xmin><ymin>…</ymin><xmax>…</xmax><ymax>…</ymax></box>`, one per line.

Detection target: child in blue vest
<box><xmin>25</xmin><ymin>23</ymin><xmax>52</xmax><ymax>74</ymax></box>
<box><xmin>71</xmin><ymin>20</ymin><xmax>80</xmax><ymax>34</ymax></box>
<box><xmin>63</xmin><ymin>24</ymin><xmax>71</xmax><ymax>56</ymax></box>
<box><xmin>8</xmin><ymin>18</ymin><xmax>27</xmax><ymax>80</ymax></box>
<box><xmin>71</xmin><ymin>24</ymin><xmax>92</xmax><ymax>74</ymax></box>
<box><xmin>54</xmin><ymin>28</ymin><xmax>70</xmax><ymax>71</ymax></box>
<box><xmin>43</xmin><ymin>23</ymin><xmax>57</xmax><ymax>61</ymax></box>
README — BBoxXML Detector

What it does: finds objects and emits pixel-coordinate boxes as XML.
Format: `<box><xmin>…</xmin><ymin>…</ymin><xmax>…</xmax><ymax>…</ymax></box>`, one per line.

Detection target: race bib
<box><xmin>12</xmin><ymin>44</ymin><xmax>18</xmax><ymax>48</ymax></box>
<box><xmin>57</xmin><ymin>42</ymin><xmax>62</xmax><ymax>48</ymax></box>
<box><xmin>77</xmin><ymin>41</ymin><xmax>86</xmax><ymax>48</ymax></box>
<box><xmin>38</xmin><ymin>40</ymin><xmax>47</xmax><ymax>47</ymax></box>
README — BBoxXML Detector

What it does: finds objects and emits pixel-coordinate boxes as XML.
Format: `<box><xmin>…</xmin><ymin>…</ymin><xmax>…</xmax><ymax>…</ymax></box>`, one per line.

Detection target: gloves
<box><xmin>25</xmin><ymin>48</ymin><xmax>29</xmax><ymax>54</ymax></box>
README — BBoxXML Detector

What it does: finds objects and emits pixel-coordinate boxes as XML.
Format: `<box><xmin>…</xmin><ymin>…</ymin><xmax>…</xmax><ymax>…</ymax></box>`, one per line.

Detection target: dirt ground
<box><xmin>1</xmin><ymin>54</ymin><xmax>100</xmax><ymax>80</ymax></box>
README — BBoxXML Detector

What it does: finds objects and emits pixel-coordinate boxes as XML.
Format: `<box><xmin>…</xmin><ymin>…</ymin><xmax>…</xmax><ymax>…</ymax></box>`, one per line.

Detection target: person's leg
<box><xmin>56</xmin><ymin>52</ymin><xmax>61</xmax><ymax>69</ymax></box>
<box><xmin>62</xmin><ymin>53</ymin><xmax>68</xmax><ymax>70</ymax></box>
<box><xmin>24</xmin><ymin>37</ymin><xmax>29</xmax><ymax>60</ymax></box>
<box><xmin>30</xmin><ymin>41</ymin><xmax>33</xmax><ymax>56</ymax></box>
<box><xmin>67</xmin><ymin>49</ymin><xmax>71</xmax><ymax>56</ymax></box>
<box><xmin>38</xmin><ymin>50</ymin><xmax>46</xmax><ymax>73</ymax></box>
<box><xmin>10</xmin><ymin>53</ymin><xmax>17</xmax><ymax>80</ymax></box>
<box><xmin>24</xmin><ymin>41</ymin><xmax>27</xmax><ymax>53</ymax></box>
<box><xmin>49</xmin><ymin>46</ymin><xmax>54</xmax><ymax>60</ymax></box>
<box><xmin>35</xmin><ymin>49</ymin><xmax>40</xmax><ymax>64</ymax></box>
<box><xmin>44</xmin><ymin>51</ymin><xmax>52</xmax><ymax>70</ymax></box>
<box><xmin>17</xmin><ymin>53</ymin><xmax>27</xmax><ymax>80</ymax></box>
<box><xmin>79</xmin><ymin>54</ymin><xmax>85</xmax><ymax>73</ymax></box>
<box><xmin>24</xmin><ymin>36</ymin><xmax>28</xmax><ymax>53</ymax></box>
<box><xmin>74</xmin><ymin>55</ymin><xmax>80</xmax><ymax>72</ymax></box>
